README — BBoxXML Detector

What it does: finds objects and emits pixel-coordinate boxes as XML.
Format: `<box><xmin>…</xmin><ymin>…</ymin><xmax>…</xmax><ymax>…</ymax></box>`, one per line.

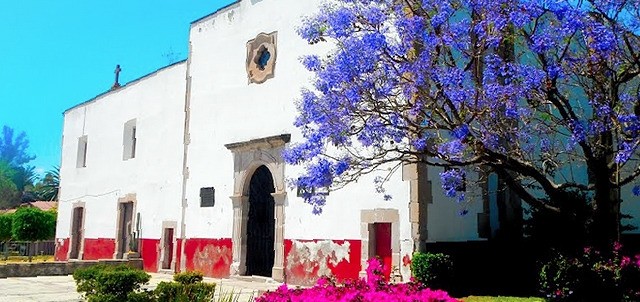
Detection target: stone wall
<box><xmin>0</xmin><ymin>258</ymin><xmax>143</xmax><ymax>278</ymax></box>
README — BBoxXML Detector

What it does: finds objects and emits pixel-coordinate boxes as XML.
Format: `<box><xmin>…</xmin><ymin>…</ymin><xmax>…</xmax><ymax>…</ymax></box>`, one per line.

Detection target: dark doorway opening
<box><xmin>245</xmin><ymin>165</ymin><xmax>275</xmax><ymax>277</ymax></box>
<box><xmin>162</xmin><ymin>228</ymin><xmax>174</xmax><ymax>270</ymax></box>
<box><xmin>370</xmin><ymin>222</ymin><xmax>392</xmax><ymax>280</ymax></box>
<box><xmin>117</xmin><ymin>202</ymin><xmax>134</xmax><ymax>259</ymax></box>
<box><xmin>70</xmin><ymin>207</ymin><xmax>84</xmax><ymax>259</ymax></box>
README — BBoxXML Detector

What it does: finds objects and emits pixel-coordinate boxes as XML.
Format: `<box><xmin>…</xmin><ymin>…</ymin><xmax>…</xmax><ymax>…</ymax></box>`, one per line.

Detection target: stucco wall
<box><xmin>185</xmin><ymin>0</ymin><xmax>406</xmax><ymax>242</ymax></box>
<box><xmin>184</xmin><ymin>0</ymin><xmax>483</xmax><ymax>243</ymax></box>
<box><xmin>54</xmin><ymin>0</ymin><xmax>493</xmax><ymax>279</ymax></box>
<box><xmin>56</xmin><ymin>62</ymin><xmax>187</xmax><ymax>244</ymax></box>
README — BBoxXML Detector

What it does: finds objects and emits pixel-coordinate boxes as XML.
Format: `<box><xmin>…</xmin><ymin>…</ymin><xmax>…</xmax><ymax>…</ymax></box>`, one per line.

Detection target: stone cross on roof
<box><xmin>111</xmin><ymin>64</ymin><xmax>122</xmax><ymax>90</ymax></box>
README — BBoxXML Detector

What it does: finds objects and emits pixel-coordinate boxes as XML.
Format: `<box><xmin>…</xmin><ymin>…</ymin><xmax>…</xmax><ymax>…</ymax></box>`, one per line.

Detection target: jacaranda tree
<box><xmin>285</xmin><ymin>0</ymin><xmax>640</xmax><ymax>249</ymax></box>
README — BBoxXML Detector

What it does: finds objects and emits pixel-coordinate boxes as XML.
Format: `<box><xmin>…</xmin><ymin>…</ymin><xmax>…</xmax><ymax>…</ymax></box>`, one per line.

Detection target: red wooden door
<box><xmin>374</xmin><ymin>223</ymin><xmax>392</xmax><ymax>280</ymax></box>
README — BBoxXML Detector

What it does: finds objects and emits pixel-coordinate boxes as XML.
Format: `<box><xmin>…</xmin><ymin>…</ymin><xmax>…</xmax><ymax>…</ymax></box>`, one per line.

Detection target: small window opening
<box><xmin>200</xmin><ymin>187</ymin><xmax>215</xmax><ymax>207</ymax></box>
<box><xmin>131</xmin><ymin>126</ymin><xmax>137</xmax><ymax>158</ymax></box>
<box><xmin>77</xmin><ymin>136</ymin><xmax>88</xmax><ymax>168</ymax></box>
<box><xmin>123</xmin><ymin>119</ymin><xmax>137</xmax><ymax>160</ymax></box>
<box><xmin>256</xmin><ymin>47</ymin><xmax>271</xmax><ymax>70</ymax></box>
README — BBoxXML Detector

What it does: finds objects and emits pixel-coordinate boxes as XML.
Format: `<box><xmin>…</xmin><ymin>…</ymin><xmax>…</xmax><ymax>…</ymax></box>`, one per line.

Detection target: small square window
<box><xmin>200</xmin><ymin>187</ymin><xmax>215</xmax><ymax>207</ymax></box>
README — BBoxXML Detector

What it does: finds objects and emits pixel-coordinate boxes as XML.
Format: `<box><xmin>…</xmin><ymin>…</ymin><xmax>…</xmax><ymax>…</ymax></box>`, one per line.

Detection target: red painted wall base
<box><xmin>82</xmin><ymin>238</ymin><xmax>116</xmax><ymax>260</ymax></box>
<box><xmin>54</xmin><ymin>238</ymin><xmax>70</xmax><ymax>261</ymax></box>
<box><xmin>57</xmin><ymin>236</ymin><xmax>364</xmax><ymax>285</ymax></box>
<box><xmin>284</xmin><ymin>239</ymin><xmax>361</xmax><ymax>285</ymax></box>
<box><xmin>183</xmin><ymin>238</ymin><xmax>233</xmax><ymax>278</ymax></box>
<box><xmin>140</xmin><ymin>239</ymin><xmax>160</xmax><ymax>272</ymax></box>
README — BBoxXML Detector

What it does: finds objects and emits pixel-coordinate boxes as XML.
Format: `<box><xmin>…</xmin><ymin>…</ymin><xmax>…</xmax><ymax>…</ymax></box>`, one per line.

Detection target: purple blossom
<box><xmin>452</xmin><ymin>124</ymin><xmax>469</xmax><ymax>140</ymax></box>
<box><xmin>301</xmin><ymin>55</ymin><xmax>321</xmax><ymax>71</ymax></box>
<box><xmin>289</xmin><ymin>0</ymin><xmax>640</xmax><ymax>215</ymax></box>
<box><xmin>439</xmin><ymin>168</ymin><xmax>466</xmax><ymax>202</ymax></box>
<box><xmin>615</xmin><ymin>142</ymin><xmax>634</xmax><ymax>164</ymax></box>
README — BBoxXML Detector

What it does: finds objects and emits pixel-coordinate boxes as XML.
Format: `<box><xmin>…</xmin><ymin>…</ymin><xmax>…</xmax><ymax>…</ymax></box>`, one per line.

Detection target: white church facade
<box><xmin>54</xmin><ymin>0</ymin><xmax>640</xmax><ymax>285</ymax></box>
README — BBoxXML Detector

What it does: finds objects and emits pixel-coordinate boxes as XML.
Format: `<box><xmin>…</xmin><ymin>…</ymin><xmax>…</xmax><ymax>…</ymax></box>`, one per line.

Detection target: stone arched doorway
<box><xmin>225</xmin><ymin>134</ymin><xmax>289</xmax><ymax>281</ymax></box>
<box><xmin>245</xmin><ymin>165</ymin><xmax>275</xmax><ymax>276</ymax></box>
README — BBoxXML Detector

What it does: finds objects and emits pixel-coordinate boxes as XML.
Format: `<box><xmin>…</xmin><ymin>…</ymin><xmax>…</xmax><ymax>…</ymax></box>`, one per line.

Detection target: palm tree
<box><xmin>30</xmin><ymin>166</ymin><xmax>59</xmax><ymax>201</ymax></box>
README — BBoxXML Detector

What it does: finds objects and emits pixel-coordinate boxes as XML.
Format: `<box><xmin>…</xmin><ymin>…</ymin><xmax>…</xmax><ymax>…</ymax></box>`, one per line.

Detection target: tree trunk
<box><xmin>2</xmin><ymin>241</ymin><xmax>7</xmax><ymax>261</ymax></box>
<box><xmin>591</xmin><ymin>166</ymin><xmax>621</xmax><ymax>251</ymax></box>
<box><xmin>28</xmin><ymin>241</ymin><xmax>32</xmax><ymax>262</ymax></box>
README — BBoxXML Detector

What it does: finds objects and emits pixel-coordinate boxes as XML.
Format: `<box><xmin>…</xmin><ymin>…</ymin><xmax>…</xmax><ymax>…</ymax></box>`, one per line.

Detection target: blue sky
<box><xmin>0</xmin><ymin>1</ymin><xmax>233</xmax><ymax>176</ymax></box>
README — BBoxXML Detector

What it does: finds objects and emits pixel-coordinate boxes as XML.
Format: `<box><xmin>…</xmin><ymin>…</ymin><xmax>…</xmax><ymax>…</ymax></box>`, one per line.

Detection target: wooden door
<box><xmin>70</xmin><ymin>207</ymin><xmax>84</xmax><ymax>259</ymax></box>
<box><xmin>118</xmin><ymin>202</ymin><xmax>134</xmax><ymax>258</ymax></box>
<box><xmin>374</xmin><ymin>223</ymin><xmax>392</xmax><ymax>280</ymax></box>
<box><xmin>162</xmin><ymin>228</ymin><xmax>174</xmax><ymax>270</ymax></box>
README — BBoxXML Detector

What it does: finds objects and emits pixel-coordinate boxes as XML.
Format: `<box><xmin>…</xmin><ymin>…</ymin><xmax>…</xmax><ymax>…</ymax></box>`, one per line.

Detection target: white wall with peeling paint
<box><xmin>56</xmin><ymin>0</ymin><xmax>501</xmax><ymax>267</ymax></box>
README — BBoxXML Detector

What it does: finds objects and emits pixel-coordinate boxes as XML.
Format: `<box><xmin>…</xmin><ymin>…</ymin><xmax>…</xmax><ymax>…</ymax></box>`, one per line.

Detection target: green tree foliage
<box><xmin>0</xmin><ymin>125</ymin><xmax>36</xmax><ymax>203</ymax></box>
<box><xmin>29</xmin><ymin>166</ymin><xmax>60</xmax><ymax>201</ymax></box>
<box><xmin>11</xmin><ymin>207</ymin><xmax>56</xmax><ymax>241</ymax></box>
<box><xmin>0</xmin><ymin>213</ymin><xmax>12</xmax><ymax>241</ymax></box>
<box><xmin>0</xmin><ymin>125</ymin><xmax>35</xmax><ymax>167</ymax></box>
<box><xmin>14</xmin><ymin>166</ymin><xmax>37</xmax><ymax>201</ymax></box>
<box><xmin>0</xmin><ymin>161</ymin><xmax>19</xmax><ymax>209</ymax></box>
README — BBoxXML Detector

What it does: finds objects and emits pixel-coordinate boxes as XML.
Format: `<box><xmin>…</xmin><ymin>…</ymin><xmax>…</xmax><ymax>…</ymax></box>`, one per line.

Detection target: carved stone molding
<box><xmin>114</xmin><ymin>194</ymin><xmax>137</xmax><ymax>259</ymax></box>
<box><xmin>226</xmin><ymin>134</ymin><xmax>289</xmax><ymax>281</ymax></box>
<box><xmin>67</xmin><ymin>201</ymin><xmax>87</xmax><ymax>261</ymax></box>
<box><xmin>246</xmin><ymin>32</ymin><xmax>277</xmax><ymax>84</ymax></box>
<box><xmin>359</xmin><ymin>209</ymin><xmax>400</xmax><ymax>279</ymax></box>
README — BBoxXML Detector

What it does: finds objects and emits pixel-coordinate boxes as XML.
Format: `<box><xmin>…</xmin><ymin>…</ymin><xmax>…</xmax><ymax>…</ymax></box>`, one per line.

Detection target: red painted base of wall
<box><xmin>59</xmin><ymin>236</ymin><xmax>364</xmax><ymax>285</ymax></box>
<box><xmin>183</xmin><ymin>238</ymin><xmax>232</xmax><ymax>278</ymax></box>
<box><xmin>83</xmin><ymin>238</ymin><xmax>116</xmax><ymax>260</ymax></box>
<box><xmin>284</xmin><ymin>239</ymin><xmax>361</xmax><ymax>286</ymax></box>
<box><xmin>54</xmin><ymin>238</ymin><xmax>70</xmax><ymax>261</ymax></box>
<box><xmin>140</xmin><ymin>239</ymin><xmax>160</xmax><ymax>272</ymax></box>
<box><xmin>175</xmin><ymin>239</ymin><xmax>183</xmax><ymax>273</ymax></box>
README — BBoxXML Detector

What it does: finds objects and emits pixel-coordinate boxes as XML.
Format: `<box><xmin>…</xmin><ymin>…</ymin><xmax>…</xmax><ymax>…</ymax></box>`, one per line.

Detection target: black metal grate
<box><xmin>200</xmin><ymin>187</ymin><xmax>215</xmax><ymax>207</ymax></box>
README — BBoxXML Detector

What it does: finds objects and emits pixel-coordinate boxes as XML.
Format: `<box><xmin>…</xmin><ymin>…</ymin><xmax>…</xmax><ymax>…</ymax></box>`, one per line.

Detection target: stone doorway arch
<box><xmin>225</xmin><ymin>134</ymin><xmax>289</xmax><ymax>282</ymax></box>
<box><xmin>245</xmin><ymin>165</ymin><xmax>275</xmax><ymax>277</ymax></box>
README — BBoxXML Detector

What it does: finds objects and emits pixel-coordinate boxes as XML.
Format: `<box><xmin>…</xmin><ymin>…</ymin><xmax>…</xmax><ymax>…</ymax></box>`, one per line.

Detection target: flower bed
<box><xmin>256</xmin><ymin>258</ymin><xmax>458</xmax><ymax>302</ymax></box>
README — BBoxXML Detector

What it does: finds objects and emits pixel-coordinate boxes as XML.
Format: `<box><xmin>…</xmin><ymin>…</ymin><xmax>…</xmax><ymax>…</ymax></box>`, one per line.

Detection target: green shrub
<box><xmin>539</xmin><ymin>244</ymin><xmax>640</xmax><ymax>301</ymax></box>
<box><xmin>0</xmin><ymin>213</ymin><xmax>12</xmax><ymax>241</ymax></box>
<box><xmin>173</xmin><ymin>270</ymin><xmax>204</xmax><ymax>285</ymax></box>
<box><xmin>73</xmin><ymin>264</ymin><xmax>110</xmax><ymax>296</ymax></box>
<box><xmin>154</xmin><ymin>282</ymin><xmax>180</xmax><ymax>301</ymax></box>
<box><xmin>154</xmin><ymin>280</ymin><xmax>216</xmax><ymax>302</ymax></box>
<box><xmin>84</xmin><ymin>292</ymin><xmax>155</xmax><ymax>302</ymax></box>
<box><xmin>125</xmin><ymin>291</ymin><xmax>157</xmax><ymax>302</ymax></box>
<box><xmin>73</xmin><ymin>264</ymin><xmax>150</xmax><ymax>301</ymax></box>
<box><xmin>410</xmin><ymin>252</ymin><xmax>454</xmax><ymax>290</ymax></box>
<box><xmin>11</xmin><ymin>207</ymin><xmax>56</xmax><ymax>241</ymax></box>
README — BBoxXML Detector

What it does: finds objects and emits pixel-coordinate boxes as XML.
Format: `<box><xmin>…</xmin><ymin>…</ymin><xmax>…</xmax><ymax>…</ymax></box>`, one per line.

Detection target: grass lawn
<box><xmin>0</xmin><ymin>255</ymin><xmax>55</xmax><ymax>264</ymax></box>
<box><xmin>462</xmin><ymin>296</ymin><xmax>545</xmax><ymax>302</ymax></box>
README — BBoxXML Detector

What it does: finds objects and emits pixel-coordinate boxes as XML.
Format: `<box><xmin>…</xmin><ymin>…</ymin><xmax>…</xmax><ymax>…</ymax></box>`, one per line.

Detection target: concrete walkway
<box><xmin>0</xmin><ymin>273</ymin><xmax>282</xmax><ymax>302</ymax></box>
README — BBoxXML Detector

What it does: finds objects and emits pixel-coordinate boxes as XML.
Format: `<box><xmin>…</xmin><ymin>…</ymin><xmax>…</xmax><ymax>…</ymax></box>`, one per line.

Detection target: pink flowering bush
<box><xmin>256</xmin><ymin>258</ymin><xmax>458</xmax><ymax>302</ymax></box>
<box><xmin>539</xmin><ymin>242</ymin><xmax>640</xmax><ymax>301</ymax></box>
